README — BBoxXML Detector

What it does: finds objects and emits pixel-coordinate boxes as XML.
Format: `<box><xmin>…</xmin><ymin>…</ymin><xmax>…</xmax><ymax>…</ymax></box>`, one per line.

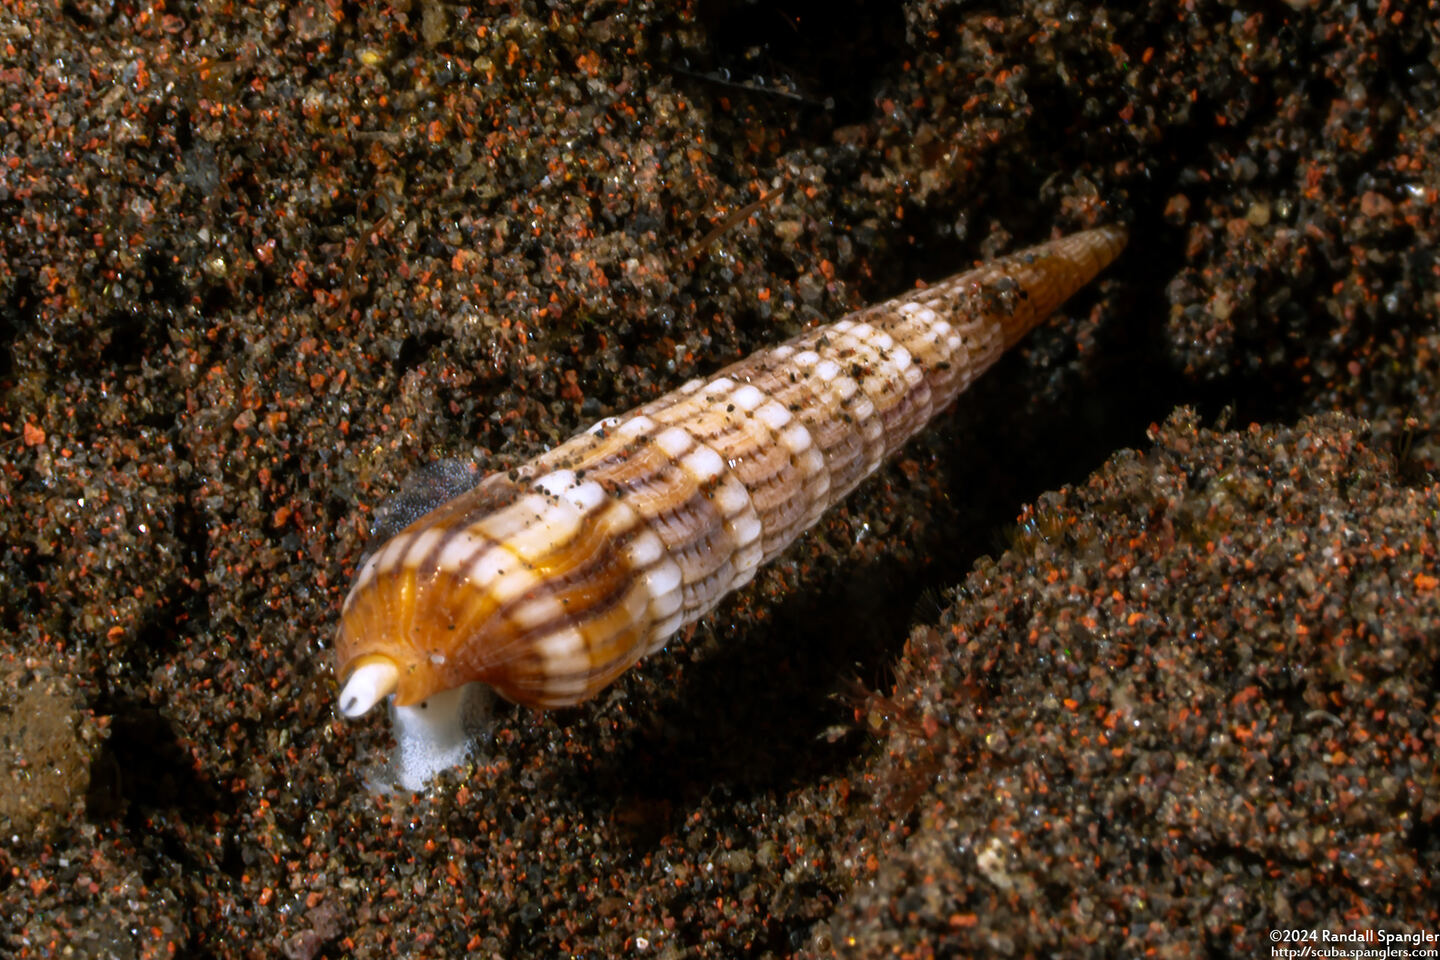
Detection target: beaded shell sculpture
<box><xmin>336</xmin><ymin>226</ymin><xmax>1126</xmax><ymax>737</ymax></box>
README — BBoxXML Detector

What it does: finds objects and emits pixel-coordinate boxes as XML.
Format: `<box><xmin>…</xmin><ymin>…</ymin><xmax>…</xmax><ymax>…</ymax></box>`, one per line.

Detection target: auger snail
<box><xmin>334</xmin><ymin>225</ymin><xmax>1127</xmax><ymax>783</ymax></box>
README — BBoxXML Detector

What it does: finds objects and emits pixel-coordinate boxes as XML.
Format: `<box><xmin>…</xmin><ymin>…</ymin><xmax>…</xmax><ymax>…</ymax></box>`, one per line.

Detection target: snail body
<box><xmin>336</xmin><ymin>226</ymin><xmax>1127</xmax><ymax>738</ymax></box>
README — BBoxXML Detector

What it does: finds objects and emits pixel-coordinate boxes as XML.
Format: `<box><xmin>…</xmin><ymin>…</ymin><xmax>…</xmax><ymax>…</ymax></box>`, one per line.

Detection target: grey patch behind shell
<box><xmin>365</xmin><ymin>459</ymin><xmax>482</xmax><ymax>557</ymax></box>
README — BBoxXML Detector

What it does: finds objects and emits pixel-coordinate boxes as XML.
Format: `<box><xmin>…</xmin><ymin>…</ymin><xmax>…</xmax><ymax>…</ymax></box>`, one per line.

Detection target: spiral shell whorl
<box><xmin>335</xmin><ymin>225</ymin><xmax>1127</xmax><ymax>714</ymax></box>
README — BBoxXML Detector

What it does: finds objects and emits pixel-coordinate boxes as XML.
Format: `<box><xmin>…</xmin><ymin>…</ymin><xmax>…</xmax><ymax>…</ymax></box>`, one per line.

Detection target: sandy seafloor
<box><xmin>1</xmin><ymin>0</ymin><xmax>1438</xmax><ymax>957</ymax></box>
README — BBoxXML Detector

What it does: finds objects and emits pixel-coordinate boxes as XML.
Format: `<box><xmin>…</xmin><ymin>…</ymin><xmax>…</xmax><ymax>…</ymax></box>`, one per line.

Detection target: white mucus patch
<box><xmin>384</xmin><ymin>682</ymin><xmax>495</xmax><ymax>792</ymax></box>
